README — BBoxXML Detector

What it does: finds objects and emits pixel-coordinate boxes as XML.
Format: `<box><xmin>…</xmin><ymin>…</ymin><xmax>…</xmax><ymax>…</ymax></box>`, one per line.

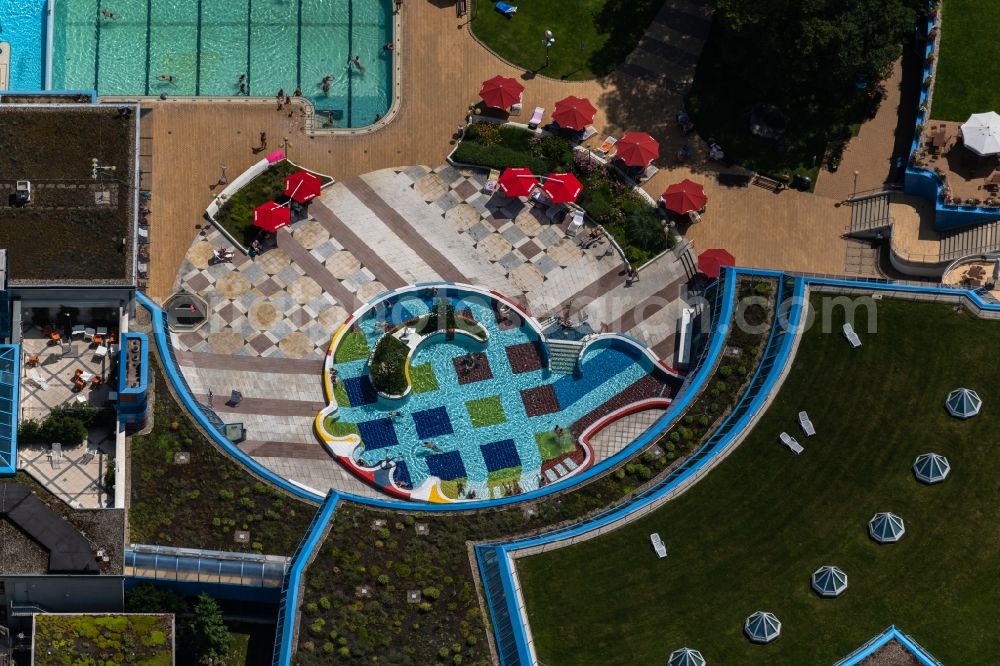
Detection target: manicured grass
<box><xmin>470</xmin><ymin>0</ymin><xmax>663</xmax><ymax>80</ymax></box>
<box><xmin>932</xmin><ymin>0</ymin><xmax>1000</xmax><ymax>120</ymax></box>
<box><xmin>332</xmin><ymin>379</ymin><xmax>349</xmax><ymax>406</ymax></box>
<box><xmin>518</xmin><ymin>298</ymin><xmax>1000</xmax><ymax>664</ymax></box>
<box><xmin>535</xmin><ymin>430</ymin><xmax>575</xmax><ymax>461</ymax></box>
<box><xmin>324</xmin><ymin>417</ymin><xmax>360</xmax><ymax>438</ymax></box>
<box><xmin>334</xmin><ymin>331</ymin><xmax>370</xmax><ymax>363</ymax></box>
<box><xmin>130</xmin><ymin>358</ymin><xmax>315</xmax><ymax>555</ymax></box>
<box><xmin>410</xmin><ymin>362</ymin><xmax>439</xmax><ymax>393</ymax></box>
<box><xmin>34</xmin><ymin>614</ymin><xmax>173</xmax><ymax>666</ymax></box>
<box><xmin>466</xmin><ymin>395</ymin><xmax>506</xmax><ymax>427</ymax></box>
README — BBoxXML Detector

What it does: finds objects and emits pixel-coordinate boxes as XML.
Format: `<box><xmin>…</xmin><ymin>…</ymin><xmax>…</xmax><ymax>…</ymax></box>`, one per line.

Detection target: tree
<box><xmin>125</xmin><ymin>584</ymin><xmax>189</xmax><ymax>615</ymax></box>
<box><xmin>183</xmin><ymin>593</ymin><xmax>232</xmax><ymax>664</ymax></box>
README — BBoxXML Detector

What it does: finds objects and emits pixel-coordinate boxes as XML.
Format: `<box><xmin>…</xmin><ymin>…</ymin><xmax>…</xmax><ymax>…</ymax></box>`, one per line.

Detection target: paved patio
<box><xmin>18</xmin><ymin>429</ymin><xmax>115</xmax><ymax>509</ymax></box>
<box><xmin>20</xmin><ymin>328</ymin><xmax>116</xmax><ymax>422</ymax></box>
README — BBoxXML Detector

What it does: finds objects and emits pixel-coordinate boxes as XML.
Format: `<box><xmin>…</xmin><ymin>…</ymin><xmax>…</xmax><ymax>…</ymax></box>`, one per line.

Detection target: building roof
<box><xmin>0</xmin><ymin>104</ymin><xmax>137</xmax><ymax>285</ymax></box>
<box><xmin>812</xmin><ymin>565</ymin><xmax>848</xmax><ymax>597</ymax></box>
<box><xmin>945</xmin><ymin>388</ymin><xmax>981</xmax><ymax>419</ymax></box>
<box><xmin>666</xmin><ymin>647</ymin><xmax>705</xmax><ymax>666</ymax></box>
<box><xmin>913</xmin><ymin>453</ymin><xmax>950</xmax><ymax>484</ymax></box>
<box><xmin>0</xmin><ymin>483</ymin><xmax>97</xmax><ymax>573</ymax></box>
<box><xmin>869</xmin><ymin>512</ymin><xmax>906</xmax><ymax>543</ymax></box>
<box><xmin>744</xmin><ymin>611</ymin><xmax>781</xmax><ymax>643</ymax></box>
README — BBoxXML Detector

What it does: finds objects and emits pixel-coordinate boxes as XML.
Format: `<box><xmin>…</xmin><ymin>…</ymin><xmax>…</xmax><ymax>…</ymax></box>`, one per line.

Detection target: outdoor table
<box><xmin>932</xmin><ymin>130</ymin><xmax>948</xmax><ymax>148</ymax></box>
<box><xmin>80</xmin><ymin>371</ymin><xmax>96</xmax><ymax>383</ymax></box>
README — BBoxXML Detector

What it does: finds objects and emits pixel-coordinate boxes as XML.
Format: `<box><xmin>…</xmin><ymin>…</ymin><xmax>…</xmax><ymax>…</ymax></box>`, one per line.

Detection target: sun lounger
<box><xmin>496</xmin><ymin>1</ymin><xmax>517</xmax><ymax>15</ymax></box>
<box><xmin>530</xmin><ymin>189</ymin><xmax>552</xmax><ymax>207</ymax></box>
<box><xmin>650</xmin><ymin>532</ymin><xmax>667</xmax><ymax>559</ymax></box>
<box><xmin>528</xmin><ymin>107</ymin><xmax>544</xmax><ymax>130</ymax></box>
<box><xmin>842</xmin><ymin>323</ymin><xmax>861</xmax><ymax>348</ymax></box>
<box><xmin>580</xmin><ymin>125</ymin><xmax>598</xmax><ymax>142</ymax></box>
<box><xmin>510</xmin><ymin>93</ymin><xmax>523</xmax><ymax>116</ymax></box>
<box><xmin>798</xmin><ymin>411</ymin><xmax>816</xmax><ymax>437</ymax></box>
<box><xmin>596</xmin><ymin>136</ymin><xmax>617</xmax><ymax>157</ymax></box>
<box><xmin>640</xmin><ymin>164</ymin><xmax>659</xmax><ymax>182</ymax></box>
<box><xmin>779</xmin><ymin>432</ymin><xmax>804</xmax><ymax>455</ymax></box>
<box><xmin>137</xmin><ymin>261</ymin><xmax>148</xmax><ymax>278</ymax></box>
<box><xmin>484</xmin><ymin>169</ymin><xmax>500</xmax><ymax>194</ymax></box>
<box><xmin>566</xmin><ymin>210</ymin><xmax>585</xmax><ymax>236</ymax></box>
<box><xmin>28</xmin><ymin>369</ymin><xmax>48</xmax><ymax>391</ymax></box>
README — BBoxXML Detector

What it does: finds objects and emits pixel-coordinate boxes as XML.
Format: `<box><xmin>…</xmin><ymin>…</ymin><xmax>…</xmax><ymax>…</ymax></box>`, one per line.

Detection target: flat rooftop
<box><xmin>33</xmin><ymin>614</ymin><xmax>174</xmax><ymax>666</ymax></box>
<box><xmin>0</xmin><ymin>105</ymin><xmax>137</xmax><ymax>285</ymax></box>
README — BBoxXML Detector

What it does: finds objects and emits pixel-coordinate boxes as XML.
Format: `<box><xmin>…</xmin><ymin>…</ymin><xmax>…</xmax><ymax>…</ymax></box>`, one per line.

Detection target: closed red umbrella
<box><xmin>253</xmin><ymin>201</ymin><xmax>291</xmax><ymax>233</ymax></box>
<box><xmin>617</xmin><ymin>131</ymin><xmax>660</xmax><ymax>167</ymax></box>
<box><xmin>661</xmin><ymin>179</ymin><xmax>708</xmax><ymax>215</ymax></box>
<box><xmin>284</xmin><ymin>170</ymin><xmax>323</xmax><ymax>204</ymax></box>
<box><xmin>541</xmin><ymin>173</ymin><xmax>583</xmax><ymax>204</ymax></box>
<box><xmin>479</xmin><ymin>75</ymin><xmax>525</xmax><ymax>110</ymax></box>
<box><xmin>498</xmin><ymin>168</ymin><xmax>538</xmax><ymax>197</ymax></box>
<box><xmin>697</xmin><ymin>248</ymin><xmax>735</xmax><ymax>279</ymax></box>
<box><xmin>552</xmin><ymin>96</ymin><xmax>597</xmax><ymax>131</ymax></box>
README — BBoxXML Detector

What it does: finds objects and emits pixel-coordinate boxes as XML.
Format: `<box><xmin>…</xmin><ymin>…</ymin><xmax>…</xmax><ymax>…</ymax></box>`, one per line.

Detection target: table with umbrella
<box><xmin>284</xmin><ymin>170</ymin><xmax>323</xmax><ymax>204</ymax></box>
<box><xmin>960</xmin><ymin>111</ymin><xmax>1000</xmax><ymax>156</ymax></box>
<box><xmin>697</xmin><ymin>248</ymin><xmax>735</xmax><ymax>280</ymax></box>
<box><xmin>253</xmin><ymin>201</ymin><xmax>291</xmax><ymax>234</ymax></box>
<box><xmin>661</xmin><ymin>179</ymin><xmax>708</xmax><ymax>216</ymax></box>
<box><xmin>616</xmin><ymin>131</ymin><xmax>660</xmax><ymax>168</ymax></box>
<box><xmin>498</xmin><ymin>168</ymin><xmax>538</xmax><ymax>198</ymax></box>
<box><xmin>552</xmin><ymin>95</ymin><xmax>597</xmax><ymax>132</ymax></box>
<box><xmin>479</xmin><ymin>75</ymin><xmax>524</xmax><ymax>110</ymax></box>
<box><xmin>541</xmin><ymin>172</ymin><xmax>583</xmax><ymax>204</ymax></box>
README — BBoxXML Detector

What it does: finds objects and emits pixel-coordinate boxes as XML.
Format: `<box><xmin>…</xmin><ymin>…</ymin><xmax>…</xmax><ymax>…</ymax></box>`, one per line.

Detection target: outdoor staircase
<box><xmin>938</xmin><ymin>220</ymin><xmax>1000</xmax><ymax>263</ymax></box>
<box><xmin>846</xmin><ymin>192</ymin><xmax>893</xmax><ymax>238</ymax></box>
<box><xmin>546</xmin><ymin>339</ymin><xmax>584</xmax><ymax>375</ymax></box>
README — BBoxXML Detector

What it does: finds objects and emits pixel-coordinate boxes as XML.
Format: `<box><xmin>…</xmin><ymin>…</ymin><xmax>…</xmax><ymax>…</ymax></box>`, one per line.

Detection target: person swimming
<box><xmin>321</xmin><ymin>75</ymin><xmax>332</xmax><ymax>94</ymax></box>
<box><xmin>101</xmin><ymin>9</ymin><xmax>119</xmax><ymax>20</ymax></box>
<box><xmin>352</xmin><ymin>55</ymin><xmax>364</xmax><ymax>71</ymax></box>
<box><xmin>157</xmin><ymin>74</ymin><xmax>174</xmax><ymax>82</ymax></box>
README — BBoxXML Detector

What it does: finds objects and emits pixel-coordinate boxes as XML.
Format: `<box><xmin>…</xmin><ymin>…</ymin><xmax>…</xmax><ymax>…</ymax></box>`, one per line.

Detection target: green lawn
<box><xmin>932</xmin><ymin>0</ymin><xmax>1000</xmax><ymax>120</ymax></box>
<box><xmin>334</xmin><ymin>331</ymin><xmax>370</xmax><ymax>363</ymax></box>
<box><xmin>411</xmin><ymin>362</ymin><xmax>439</xmax><ymax>393</ymax></box>
<box><xmin>470</xmin><ymin>0</ymin><xmax>663</xmax><ymax>80</ymax></box>
<box><xmin>466</xmin><ymin>395</ymin><xmax>507</xmax><ymax>428</ymax></box>
<box><xmin>518</xmin><ymin>298</ymin><xmax>1000</xmax><ymax>664</ymax></box>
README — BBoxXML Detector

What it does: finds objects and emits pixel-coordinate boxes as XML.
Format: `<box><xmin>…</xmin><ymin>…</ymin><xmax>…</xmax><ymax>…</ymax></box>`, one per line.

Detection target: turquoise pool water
<box><xmin>333</xmin><ymin>288</ymin><xmax>660</xmax><ymax>497</ymax></box>
<box><xmin>44</xmin><ymin>0</ymin><xmax>390</xmax><ymax>127</ymax></box>
<box><xmin>0</xmin><ymin>0</ymin><xmax>46</xmax><ymax>90</ymax></box>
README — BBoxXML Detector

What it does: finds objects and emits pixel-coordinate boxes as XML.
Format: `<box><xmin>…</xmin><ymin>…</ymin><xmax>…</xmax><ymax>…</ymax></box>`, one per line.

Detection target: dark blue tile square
<box><xmin>425</xmin><ymin>450</ymin><xmax>467</xmax><ymax>481</ymax></box>
<box><xmin>480</xmin><ymin>439</ymin><xmax>520</xmax><ymax>473</ymax></box>
<box><xmin>412</xmin><ymin>406</ymin><xmax>453</xmax><ymax>440</ymax></box>
<box><xmin>392</xmin><ymin>460</ymin><xmax>412</xmax><ymax>487</ymax></box>
<box><xmin>358</xmin><ymin>418</ymin><xmax>399</xmax><ymax>452</ymax></box>
<box><xmin>344</xmin><ymin>376</ymin><xmax>378</xmax><ymax>407</ymax></box>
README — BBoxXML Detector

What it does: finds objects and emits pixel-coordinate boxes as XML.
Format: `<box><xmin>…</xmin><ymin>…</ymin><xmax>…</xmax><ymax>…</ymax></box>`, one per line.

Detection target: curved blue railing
<box><xmin>136</xmin><ymin>268</ymin><xmax>739</xmax><ymax>511</ymax></box>
<box><xmin>835</xmin><ymin>625</ymin><xmax>941</xmax><ymax>666</ymax></box>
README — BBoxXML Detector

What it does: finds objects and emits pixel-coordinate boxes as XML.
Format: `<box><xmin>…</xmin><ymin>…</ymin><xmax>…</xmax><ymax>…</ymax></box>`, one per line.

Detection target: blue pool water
<box><xmin>1</xmin><ymin>0</ymin><xmax>391</xmax><ymax>127</ymax></box>
<box><xmin>0</xmin><ymin>0</ymin><xmax>46</xmax><ymax>90</ymax></box>
<box><xmin>333</xmin><ymin>288</ymin><xmax>659</xmax><ymax>497</ymax></box>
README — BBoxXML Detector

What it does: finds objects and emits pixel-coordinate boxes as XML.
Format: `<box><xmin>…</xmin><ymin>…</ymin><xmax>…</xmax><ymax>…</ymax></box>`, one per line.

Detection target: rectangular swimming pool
<box><xmin>3</xmin><ymin>0</ymin><xmax>392</xmax><ymax>127</ymax></box>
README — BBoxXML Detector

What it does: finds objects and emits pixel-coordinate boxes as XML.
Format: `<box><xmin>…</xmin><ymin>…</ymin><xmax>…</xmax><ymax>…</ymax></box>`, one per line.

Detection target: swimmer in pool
<box><xmin>157</xmin><ymin>74</ymin><xmax>174</xmax><ymax>82</ymax></box>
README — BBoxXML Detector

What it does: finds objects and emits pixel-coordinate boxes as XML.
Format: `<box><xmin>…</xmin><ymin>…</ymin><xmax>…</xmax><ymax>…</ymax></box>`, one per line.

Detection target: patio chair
<box><xmin>640</xmin><ymin>164</ymin><xmax>659</xmax><ymax>182</ymax></box>
<box><xmin>566</xmin><ymin>210</ymin><xmax>585</xmax><ymax>236</ymax></box>
<box><xmin>778</xmin><ymin>431</ymin><xmax>804</xmax><ymax>455</ymax></box>
<box><xmin>798</xmin><ymin>411</ymin><xmax>816</xmax><ymax>437</ymax></box>
<box><xmin>227</xmin><ymin>390</ymin><xmax>243</xmax><ymax>407</ymax></box>
<box><xmin>27</xmin><ymin>369</ymin><xmax>49</xmax><ymax>391</ymax></box>
<box><xmin>580</xmin><ymin>125</ymin><xmax>598</xmax><ymax>142</ymax></box>
<box><xmin>137</xmin><ymin>262</ymin><xmax>149</xmax><ymax>278</ymax></box>
<box><xmin>842</xmin><ymin>323</ymin><xmax>862</xmax><ymax>348</ymax></box>
<box><xmin>528</xmin><ymin>107</ymin><xmax>544</xmax><ymax>130</ymax></box>
<box><xmin>650</xmin><ymin>532</ymin><xmax>667</xmax><ymax>559</ymax></box>
<box><xmin>71</xmin><ymin>325</ymin><xmax>86</xmax><ymax>339</ymax></box>
<box><xmin>138</xmin><ymin>227</ymin><xmax>149</xmax><ymax>243</ymax></box>
<box><xmin>495</xmin><ymin>2</ymin><xmax>517</xmax><ymax>16</ymax></box>
<box><xmin>596</xmin><ymin>136</ymin><xmax>617</xmax><ymax>158</ymax></box>
<box><xmin>529</xmin><ymin>189</ymin><xmax>552</xmax><ymax>207</ymax></box>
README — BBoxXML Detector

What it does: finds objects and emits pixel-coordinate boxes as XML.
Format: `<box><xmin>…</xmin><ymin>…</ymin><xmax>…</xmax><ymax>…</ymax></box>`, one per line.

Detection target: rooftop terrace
<box><xmin>0</xmin><ymin>105</ymin><xmax>137</xmax><ymax>285</ymax></box>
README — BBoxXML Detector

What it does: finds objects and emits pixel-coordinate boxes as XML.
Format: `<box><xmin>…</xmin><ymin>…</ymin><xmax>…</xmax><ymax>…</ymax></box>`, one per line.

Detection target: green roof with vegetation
<box><xmin>33</xmin><ymin>614</ymin><xmax>172</xmax><ymax>666</ymax></box>
<box><xmin>518</xmin><ymin>298</ymin><xmax>1000</xmax><ymax>664</ymax></box>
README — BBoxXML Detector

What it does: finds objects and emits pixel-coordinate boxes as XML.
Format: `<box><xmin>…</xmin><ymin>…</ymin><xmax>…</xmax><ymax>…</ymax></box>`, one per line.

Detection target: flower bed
<box><xmin>370</xmin><ymin>334</ymin><xmax>410</xmax><ymax>397</ymax></box>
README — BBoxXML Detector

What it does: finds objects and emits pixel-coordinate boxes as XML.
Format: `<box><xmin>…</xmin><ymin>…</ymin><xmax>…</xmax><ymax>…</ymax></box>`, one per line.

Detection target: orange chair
<box><xmin>48</xmin><ymin>332</ymin><xmax>61</xmax><ymax>345</ymax></box>
<box><xmin>91</xmin><ymin>375</ymin><xmax>102</xmax><ymax>388</ymax></box>
<box><xmin>73</xmin><ymin>378</ymin><xmax>86</xmax><ymax>391</ymax></box>
<box><xmin>74</xmin><ymin>368</ymin><xmax>83</xmax><ymax>377</ymax></box>
<box><xmin>92</xmin><ymin>335</ymin><xmax>104</xmax><ymax>347</ymax></box>
<box><xmin>26</xmin><ymin>355</ymin><xmax>39</xmax><ymax>368</ymax></box>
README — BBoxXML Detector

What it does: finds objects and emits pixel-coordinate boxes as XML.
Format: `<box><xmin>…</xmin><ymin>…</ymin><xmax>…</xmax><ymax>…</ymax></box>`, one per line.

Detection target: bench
<box><xmin>752</xmin><ymin>173</ymin><xmax>783</xmax><ymax>192</ymax></box>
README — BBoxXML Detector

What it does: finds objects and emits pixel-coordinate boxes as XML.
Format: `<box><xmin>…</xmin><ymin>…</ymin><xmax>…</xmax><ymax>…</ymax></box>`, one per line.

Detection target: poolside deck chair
<box><xmin>27</xmin><ymin>369</ymin><xmax>48</xmax><ymax>391</ymax></box>
<box><xmin>510</xmin><ymin>93</ymin><xmax>523</xmax><ymax>116</ymax></box>
<box><xmin>580</xmin><ymin>125</ymin><xmax>598</xmax><ymax>142</ymax></box>
<box><xmin>779</xmin><ymin>431</ymin><xmax>804</xmax><ymax>455</ymax></box>
<box><xmin>137</xmin><ymin>261</ymin><xmax>149</xmax><ymax>278</ymax></box>
<box><xmin>496</xmin><ymin>2</ymin><xmax>517</xmax><ymax>16</ymax></box>
<box><xmin>596</xmin><ymin>136</ymin><xmax>617</xmax><ymax>158</ymax></box>
<box><xmin>566</xmin><ymin>210</ymin><xmax>585</xmax><ymax>236</ymax></box>
<box><xmin>528</xmin><ymin>107</ymin><xmax>544</xmax><ymax>130</ymax></box>
<box><xmin>798</xmin><ymin>411</ymin><xmax>816</xmax><ymax>437</ymax></box>
<box><xmin>640</xmin><ymin>164</ymin><xmax>659</xmax><ymax>182</ymax></box>
<box><xmin>842</xmin><ymin>323</ymin><xmax>862</xmax><ymax>348</ymax></box>
<box><xmin>650</xmin><ymin>532</ymin><xmax>667</xmax><ymax>559</ymax></box>
<box><xmin>530</xmin><ymin>189</ymin><xmax>552</xmax><ymax>207</ymax></box>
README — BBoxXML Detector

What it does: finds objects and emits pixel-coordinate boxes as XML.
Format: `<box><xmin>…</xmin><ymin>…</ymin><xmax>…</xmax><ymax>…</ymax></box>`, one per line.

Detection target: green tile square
<box><xmin>335</xmin><ymin>331</ymin><xmax>370</xmax><ymax>363</ymax></box>
<box><xmin>410</xmin><ymin>362</ymin><xmax>439</xmax><ymax>394</ymax></box>
<box><xmin>466</xmin><ymin>395</ymin><xmax>506</xmax><ymax>428</ymax></box>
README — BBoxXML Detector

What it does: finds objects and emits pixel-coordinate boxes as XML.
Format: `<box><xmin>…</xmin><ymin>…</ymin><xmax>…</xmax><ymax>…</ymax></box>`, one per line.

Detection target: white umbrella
<box><xmin>960</xmin><ymin>112</ymin><xmax>1000</xmax><ymax>156</ymax></box>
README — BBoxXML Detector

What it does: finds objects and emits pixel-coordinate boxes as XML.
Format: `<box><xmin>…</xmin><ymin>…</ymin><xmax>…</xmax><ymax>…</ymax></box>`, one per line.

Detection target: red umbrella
<box><xmin>284</xmin><ymin>170</ymin><xmax>323</xmax><ymax>204</ymax></box>
<box><xmin>697</xmin><ymin>248</ymin><xmax>735</xmax><ymax>279</ymax></box>
<box><xmin>253</xmin><ymin>201</ymin><xmax>291</xmax><ymax>233</ymax></box>
<box><xmin>552</xmin><ymin>96</ymin><xmax>597</xmax><ymax>131</ymax></box>
<box><xmin>479</xmin><ymin>75</ymin><xmax>525</xmax><ymax>110</ymax></box>
<box><xmin>616</xmin><ymin>131</ymin><xmax>660</xmax><ymax>167</ymax></box>
<box><xmin>661</xmin><ymin>179</ymin><xmax>708</xmax><ymax>215</ymax></box>
<box><xmin>498</xmin><ymin>168</ymin><xmax>538</xmax><ymax>197</ymax></box>
<box><xmin>541</xmin><ymin>173</ymin><xmax>583</xmax><ymax>204</ymax></box>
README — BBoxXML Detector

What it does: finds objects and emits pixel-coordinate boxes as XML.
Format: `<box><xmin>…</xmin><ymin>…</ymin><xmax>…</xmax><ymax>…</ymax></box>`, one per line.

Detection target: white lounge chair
<box><xmin>528</xmin><ymin>107</ymin><xmax>544</xmax><ymax>130</ymax></box>
<box><xmin>650</xmin><ymin>532</ymin><xmax>667</xmax><ymax>559</ymax></box>
<box><xmin>566</xmin><ymin>210</ymin><xmax>585</xmax><ymax>236</ymax></box>
<box><xmin>510</xmin><ymin>92</ymin><xmax>523</xmax><ymax>116</ymax></box>
<box><xmin>28</xmin><ymin>369</ymin><xmax>48</xmax><ymax>391</ymax></box>
<box><xmin>842</xmin><ymin>323</ymin><xmax>861</xmax><ymax>348</ymax></box>
<box><xmin>596</xmin><ymin>136</ymin><xmax>617</xmax><ymax>157</ymax></box>
<box><xmin>779</xmin><ymin>432</ymin><xmax>804</xmax><ymax>455</ymax></box>
<box><xmin>483</xmin><ymin>169</ymin><xmax>500</xmax><ymax>194</ymax></box>
<box><xmin>798</xmin><ymin>411</ymin><xmax>816</xmax><ymax>437</ymax></box>
<box><xmin>640</xmin><ymin>164</ymin><xmax>659</xmax><ymax>182</ymax></box>
<box><xmin>580</xmin><ymin>125</ymin><xmax>598</xmax><ymax>142</ymax></box>
<box><xmin>530</xmin><ymin>189</ymin><xmax>552</xmax><ymax>207</ymax></box>
<box><xmin>137</xmin><ymin>261</ymin><xmax>149</xmax><ymax>278</ymax></box>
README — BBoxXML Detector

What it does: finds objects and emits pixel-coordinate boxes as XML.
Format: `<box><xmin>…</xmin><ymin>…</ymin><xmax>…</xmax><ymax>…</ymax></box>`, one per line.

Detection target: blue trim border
<box><xmin>835</xmin><ymin>625</ymin><xmax>941</xmax><ymax>666</ymax></box>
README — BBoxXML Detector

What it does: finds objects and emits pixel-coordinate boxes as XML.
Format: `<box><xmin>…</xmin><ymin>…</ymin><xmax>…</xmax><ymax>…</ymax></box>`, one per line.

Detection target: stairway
<box><xmin>546</xmin><ymin>339</ymin><xmax>584</xmax><ymax>375</ymax></box>
<box><xmin>847</xmin><ymin>192</ymin><xmax>893</xmax><ymax>238</ymax></box>
<box><xmin>938</xmin><ymin>219</ymin><xmax>1000</xmax><ymax>262</ymax></box>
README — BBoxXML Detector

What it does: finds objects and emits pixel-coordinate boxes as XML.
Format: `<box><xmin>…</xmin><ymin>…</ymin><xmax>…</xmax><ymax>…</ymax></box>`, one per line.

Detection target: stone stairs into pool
<box><xmin>546</xmin><ymin>339</ymin><xmax>584</xmax><ymax>375</ymax></box>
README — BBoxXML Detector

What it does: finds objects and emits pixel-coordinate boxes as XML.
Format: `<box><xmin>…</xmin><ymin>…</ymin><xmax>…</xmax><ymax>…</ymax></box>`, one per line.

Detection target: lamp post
<box><xmin>219</xmin><ymin>164</ymin><xmax>228</xmax><ymax>186</ymax></box>
<box><xmin>852</xmin><ymin>170</ymin><xmax>859</xmax><ymax>197</ymax></box>
<box><xmin>543</xmin><ymin>30</ymin><xmax>555</xmax><ymax>68</ymax></box>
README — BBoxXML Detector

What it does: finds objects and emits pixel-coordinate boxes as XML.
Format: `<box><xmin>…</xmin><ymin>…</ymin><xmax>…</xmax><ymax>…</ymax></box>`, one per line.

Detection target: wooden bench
<box><xmin>456</xmin><ymin>0</ymin><xmax>467</xmax><ymax>17</ymax></box>
<box><xmin>752</xmin><ymin>173</ymin><xmax>783</xmax><ymax>192</ymax></box>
